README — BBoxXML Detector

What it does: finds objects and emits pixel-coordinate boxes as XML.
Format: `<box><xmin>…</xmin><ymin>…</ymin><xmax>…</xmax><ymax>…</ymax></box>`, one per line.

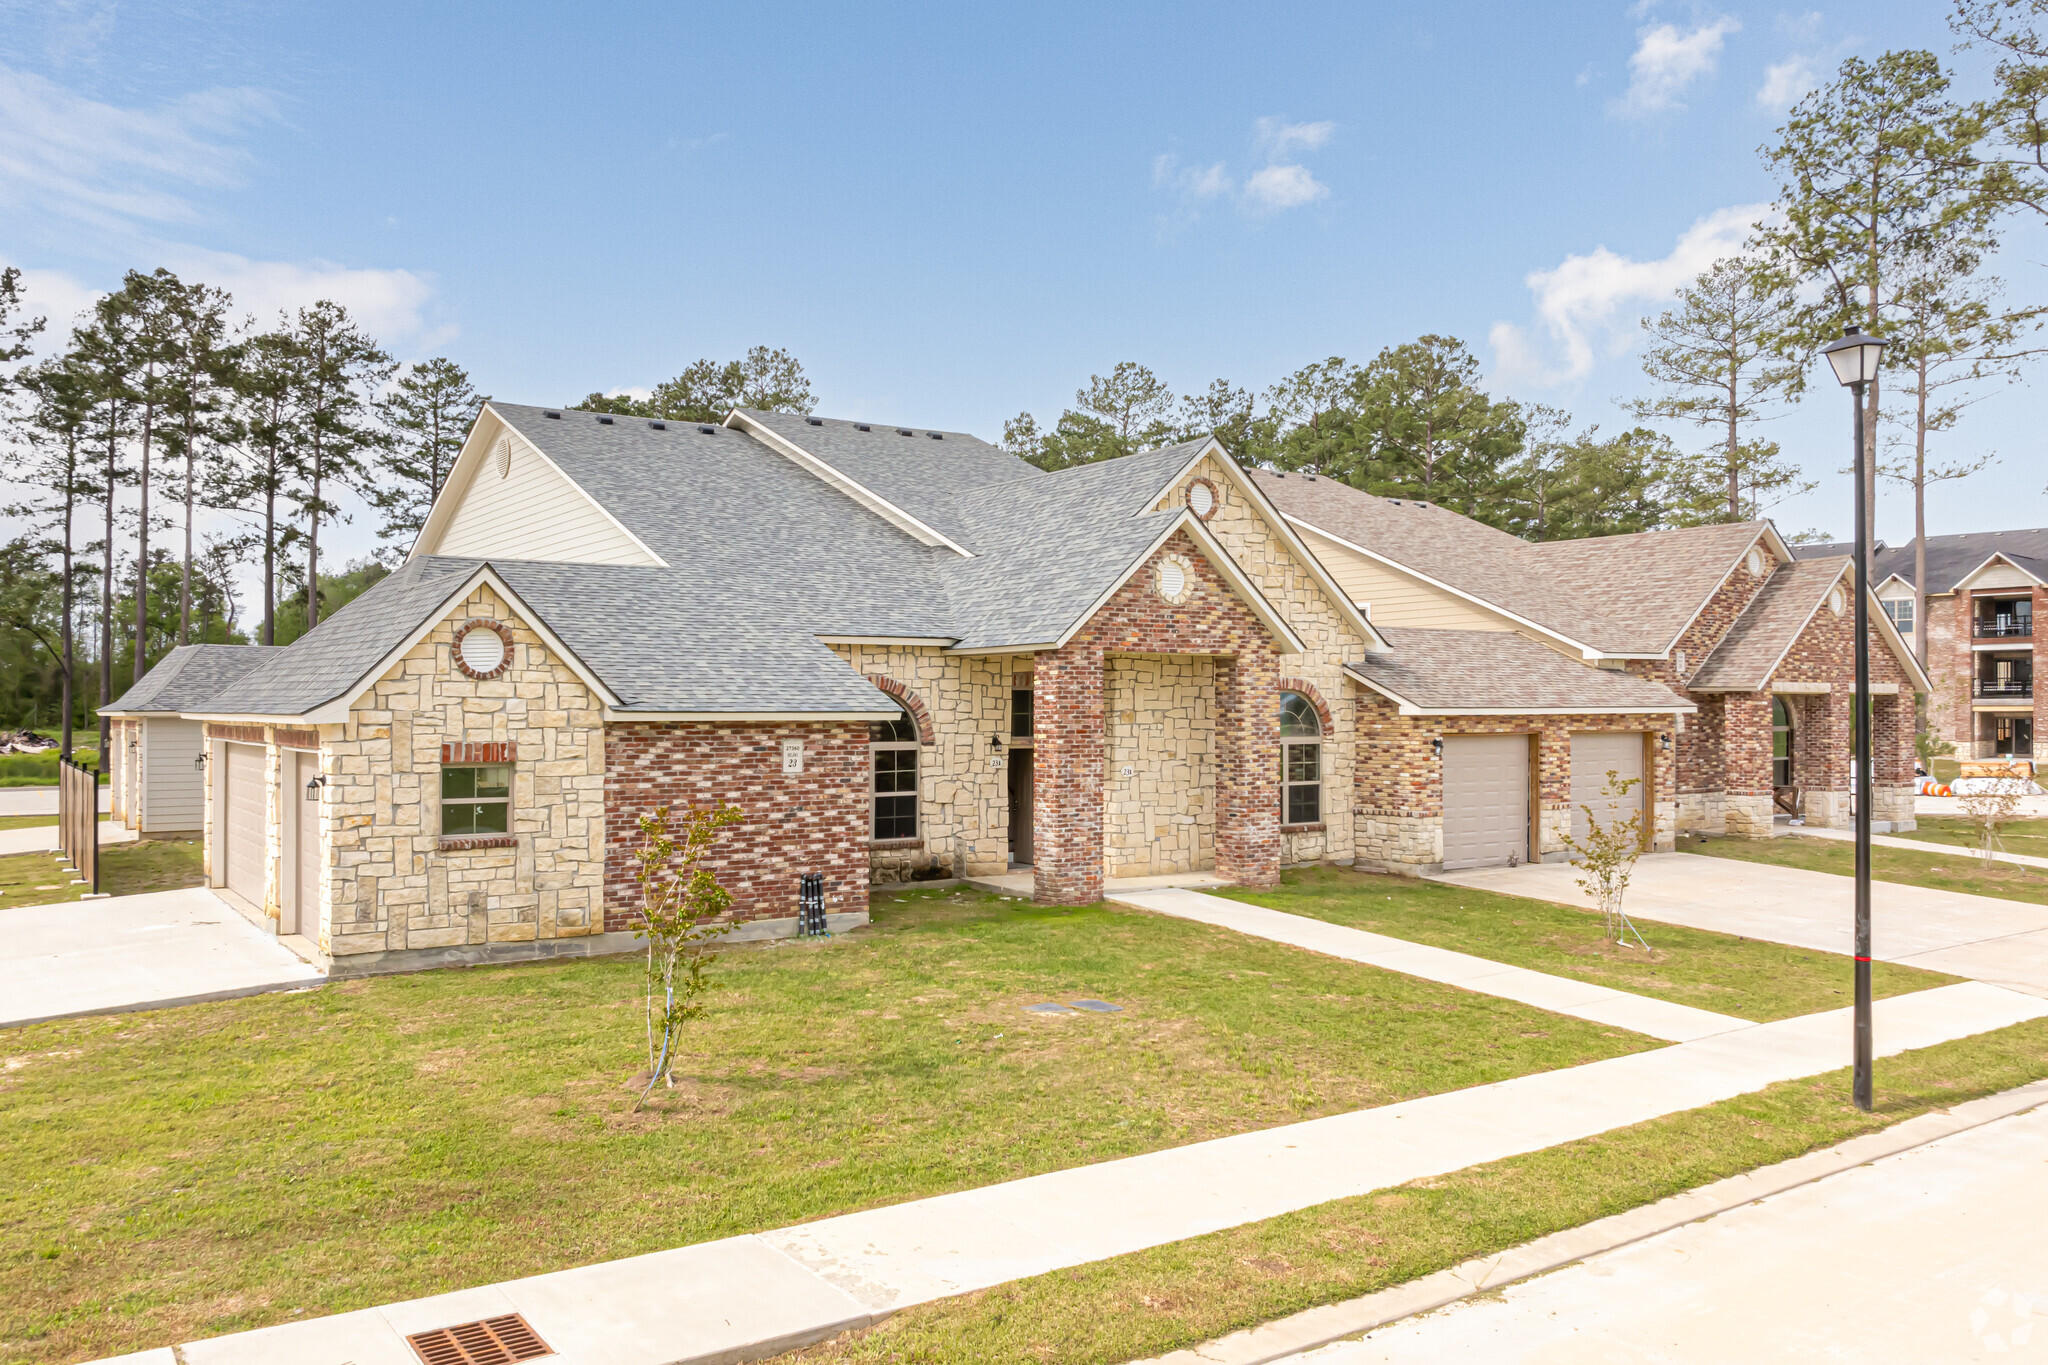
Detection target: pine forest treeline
<box><xmin>0</xmin><ymin>266</ymin><xmax>482</xmax><ymax>752</ymax></box>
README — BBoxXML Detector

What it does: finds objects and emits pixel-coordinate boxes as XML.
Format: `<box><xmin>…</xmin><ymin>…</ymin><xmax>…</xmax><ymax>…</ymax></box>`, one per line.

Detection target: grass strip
<box><xmin>0</xmin><ymin>887</ymin><xmax>1650</xmax><ymax>1364</ymax></box>
<box><xmin>1215</xmin><ymin>865</ymin><xmax>1953</xmax><ymax>1021</ymax></box>
<box><xmin>1689</xmin><ymin>832</ymin><xmax>2048</xmax><ymax>907</ymax></box>
<box><xmin>1886</xmin><ymin>815</ymin><xmax>2048</xmax><ymax>860</ymax></box>
<box><xmin>790</xmin><ymin>1015</ymin><xmax>2048</xmax><ymax>1365</ymax></box>
<box><xmin>0</xmin><ymin>839</ymin><xmax>203</xmax><ymax>912</ymax></box>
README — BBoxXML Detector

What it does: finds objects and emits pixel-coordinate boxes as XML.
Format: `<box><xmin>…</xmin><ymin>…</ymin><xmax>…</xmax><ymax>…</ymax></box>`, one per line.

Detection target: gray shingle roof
<box><xmin>1346</xmin><ymin>629</ymin><xmax>1693</xmax><ymax>712</ymax></box>
<box><xmin>104</xmin><ymin>644</ymin><xmax>284</xmax><ymax>715</ymax></box>
<box><xmin>1795</xmin><ymin>529</ymin><xmax>2048</xmax><ymax>594</ymax></box>
<box><xmin>1687</xmin><ymin>558</ymin><xmax>1849</xmax><ymax>692</ymax></box>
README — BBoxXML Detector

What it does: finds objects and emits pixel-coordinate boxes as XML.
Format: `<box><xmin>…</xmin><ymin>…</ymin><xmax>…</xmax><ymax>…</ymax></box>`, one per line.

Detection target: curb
<box><xmin>1129</xmin><ymin>1075</ymin><xmax>2048</xmax><ymax>1365</ymax></box>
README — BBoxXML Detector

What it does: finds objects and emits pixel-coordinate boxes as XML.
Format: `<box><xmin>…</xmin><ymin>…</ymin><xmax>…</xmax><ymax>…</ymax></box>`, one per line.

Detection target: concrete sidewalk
<box><xmin>1108</xmin><ymin>887</ymin><xmax>1749</xmax><ymax>1043</ymax></box>
<box><xmin>1284</xmin><ymin>1088</ymin><xmax>2048</xmax><ymax>1362</ymax></box>
<box><xmin>1</xmin><ymin>886</ymin><xmax>324</xmax><ymax>1029</ymax></box>
<box><xmin>104</xmin><ymin>981</ymin><xmax>2047</xmax><ymax>1365</ymax></box>
<box><xmin>0</xmin><ymin>819</ymin><xmax>136</xmax><ymax>857</ymax></box>
<box><xmin>1790</xmin><ymin>820</ymin><xmax>2048</xmax><ymax>870</ymax></box>
<box><xmin>1438</xmin><ymin>852</ymin><xmax>2048</xmax><ymax>999</ymax></box>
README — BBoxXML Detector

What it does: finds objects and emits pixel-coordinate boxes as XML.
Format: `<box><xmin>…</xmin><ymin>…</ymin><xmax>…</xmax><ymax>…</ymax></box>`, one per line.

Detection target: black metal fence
<box><xmin>58</xmin><ymin>756</ymin><xmax>98</xmax><ymax>895</ymax></box>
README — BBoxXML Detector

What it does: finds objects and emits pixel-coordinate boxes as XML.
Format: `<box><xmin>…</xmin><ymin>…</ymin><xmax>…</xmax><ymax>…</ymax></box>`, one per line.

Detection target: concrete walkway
<box><xmin>1437</xmin><ymin>852</ymin><xmax>2048</xmax><ymax>999</ymax></box>
<box><xmin>1790</xmin><ymin>820</ymin><xmax>2048</xmax><ymax>870</ymax></box>
<box><xmin>0</xmin><ymin>784</ymin><xmax>108</xmax><ymax>816</ymax></box>
<box><xmin>1108</xmin><ymin>888</ymin><xmax>1749</xmax><ymax>1043</ymax></box>
<box><xmin>966</xmin><ymin>869</ymin><xmax>1236</xmax><ymax>896</ymax></box>
<box><xmin>1282</xmin><ymin>1092</ymin><xmax>2048</xmax><ymax>1362</ymax></box>
<box><xmin>103</xmin><ymin>981</ymin><xmax>2046</xmax><ymax>1365</ymax></box>
<box><xmin>0</xmin><ymin>819</ymin><xmax>136</xmax><ymax>857</ymax></box>
<box><xmin>0</xmin><ymin>886</ymin><xmax>324</xmax><ymax>1029</ymax></box>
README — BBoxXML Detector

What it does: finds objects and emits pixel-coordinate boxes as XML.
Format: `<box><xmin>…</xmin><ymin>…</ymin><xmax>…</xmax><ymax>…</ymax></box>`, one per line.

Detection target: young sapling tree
<box><xmin>630</xmin><ymin>801</ymin><xmax>742</xmax><ymax>1112</ymax></box>
<box><xmin>1561</xmin><ymin>769</ymin><xmax>1651</xmax><ymax>949</ymax></box>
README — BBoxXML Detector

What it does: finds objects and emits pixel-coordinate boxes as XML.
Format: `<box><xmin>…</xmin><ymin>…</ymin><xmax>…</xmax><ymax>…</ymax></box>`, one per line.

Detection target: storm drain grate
<box><xmin>406</xmin><ymin>1313</ymin><xmax>553</xmax><ymax>1364</ymax></box>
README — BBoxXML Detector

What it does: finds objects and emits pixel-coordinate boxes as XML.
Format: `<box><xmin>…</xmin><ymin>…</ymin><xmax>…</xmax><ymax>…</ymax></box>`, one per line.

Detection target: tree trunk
<box><xmin>180</xmin><ymin>409</ymin><xmax>196</xmax><ymax>644</ymax></box>
<box><xmin>307</xmin><ymin>456</ymin><xmax>322</xmax><ymax>633</ymax></box>
<box><xmin>1913</xmin><ymin>359</ymin><xmax>1929</xmax><ymax>671</ymax></box>
<box><xmin>262</xmin><ymin>470</ymin><xmax>276</xmax><ymax>647</ymax></box>
<box><xmin>99</xmin><ymin>411</ymin><xmax>116</xmax><ymax>763</ymax></box>
<box><xmin>1726</xmin><ymin>364</ymin><xmax>1741</xmax><ymax>520</ymax></box>
<box><xmin>60</xmin><ymin>433</ymin><xmax>76</xmax><ymax>761</ymax></box>
<box><xmin>133</xmin><ymin>383</ymin><xmax>153</xmax><ymax>690</ymax></box>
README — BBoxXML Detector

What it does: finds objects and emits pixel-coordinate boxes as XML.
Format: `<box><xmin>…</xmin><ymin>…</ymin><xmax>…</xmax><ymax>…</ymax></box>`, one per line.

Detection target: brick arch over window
<box><xmin>865</xmin><ymin>674</ymin><xmax>936</xmax><ymax>745</ymax></box>
<box><xmin>1278</xmin><ymin>677</ymin><xmax>1333</xmax><ymax>734</ymax></box>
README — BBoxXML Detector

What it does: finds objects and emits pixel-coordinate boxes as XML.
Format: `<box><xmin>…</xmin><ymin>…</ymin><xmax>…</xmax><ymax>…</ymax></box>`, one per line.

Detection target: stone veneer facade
<box><xmin>1105</xmin><ymin>654</ymin><xmax>1216</xmax><ymax>876</ymax></box>
<box><xmin>1351</xmin><ymin>694</ymin><xmax>1679</xmax><ymax>874</ymax></box>
<box><xmin>823</xmin><ymin>644</ymin><xmax>1012</xmax><ymax>882</ymax></box>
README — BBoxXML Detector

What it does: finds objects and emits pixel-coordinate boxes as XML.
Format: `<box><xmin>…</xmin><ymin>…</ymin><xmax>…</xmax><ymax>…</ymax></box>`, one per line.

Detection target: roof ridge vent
<box><xmin>648</xmin><ymin>420</ymin><xmax>665</xmax><ymax>430</ymax></box>
<box><xmin>543</xmin><ymin>410</ymin><xmax>561</xmax><ymax>419</ymax></box>
<box><xmin>856</xmin><ymin>423</ymin><xmax>872</xmax><ymax>432</ymax></box>
<box><xmin>928</xmin><ymin>431</ymin><xmax>944</xmax><ymax>440</ymax></box>
<box><xmin>698</xmin><ymin>425</ymin><xmax>716</xmax><ymax>435</ymax></box>
<box><xmin>897</xmin><ymin>428</ymin><xmax>913</xmax><ymax>436</ymax></box>
<box><xmin>806</xmin><ymin>416</ymin><xmax>823</xmax><ymax>425</ymax></box>
<box><xmin>596</xmin><ymin>415</ymin><xmax>614</xmax><ymax>424</ymax></box>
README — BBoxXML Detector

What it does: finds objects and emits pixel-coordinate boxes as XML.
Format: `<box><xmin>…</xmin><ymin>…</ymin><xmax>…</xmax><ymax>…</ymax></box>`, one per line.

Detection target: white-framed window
<box><xmin>871</xmin><ymin>707</ymin><xmax>920</xmax><ymax>840</ymax></box>
<box><xmin>1280</xmin><ymin>691</ymin><xmax>1322</xmax><ymax>825</ymax></box>
<box><xmin>442</xmin><ymin>764</ymin><xmax>511</xmax><ymax>835</ymax></box>
<box><xmin>1881</xmin><ymin>596</ymin><xmax>1914</xmax><ymax>637</ymax></box>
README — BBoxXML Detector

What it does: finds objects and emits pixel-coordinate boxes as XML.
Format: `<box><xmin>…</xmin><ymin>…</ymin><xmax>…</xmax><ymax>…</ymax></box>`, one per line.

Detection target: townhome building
<box><xmin>105</xmin><ymin>405</ymin><xmax>1920</xmax><ymax>976</ymax></box>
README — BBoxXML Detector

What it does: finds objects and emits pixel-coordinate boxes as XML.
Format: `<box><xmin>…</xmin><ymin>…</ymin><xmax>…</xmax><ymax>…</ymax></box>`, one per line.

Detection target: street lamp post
<box><xmin>1820</xmin><ymin>323</ymin><xmax>1889</xmax><ymax>1112</ymax></box>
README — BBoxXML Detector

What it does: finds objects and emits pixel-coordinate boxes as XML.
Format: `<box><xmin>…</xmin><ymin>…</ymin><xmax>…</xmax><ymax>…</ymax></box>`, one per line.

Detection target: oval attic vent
<box><xmin>494</xmin><ymin>436</ymin><xmax>513</xmax><ymax>479</ymax></box>
<box><xmin>1157</xmin><ymin>559</ymin><xmax>1187</xmax><ymax>601</ymax></box>
<box><xmin>1187</xmin><ymin>481</ymin><xmax>1214</xmax><ymax>517</ymax></box>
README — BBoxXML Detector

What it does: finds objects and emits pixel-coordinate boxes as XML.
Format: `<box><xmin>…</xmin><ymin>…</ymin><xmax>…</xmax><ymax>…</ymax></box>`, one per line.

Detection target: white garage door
<box><xmin>1442</xmin><ymin>734</ymin><xmax>1529</xmax><ymax>870</ymax></box>
<box><xmin>224</xmin><ymin>743</ymin><xmax>267</xmax><ymax>908</ymax></box>
<box><xmin>1571</xmin><ymin>732</ymin><xmax>1645</xmax><ymax>845</ymax></box>
<box><xmin>292</xmin><ymin>751</ymin><xmax>320</xmax><ymax>938</ymax></box>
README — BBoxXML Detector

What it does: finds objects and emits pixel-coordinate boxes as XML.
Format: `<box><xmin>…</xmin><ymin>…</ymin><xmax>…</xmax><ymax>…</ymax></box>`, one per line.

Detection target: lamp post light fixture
<box><xmin>1818</xmin><ymin>322</ymin><xmax>1888</xmax><ymax>1113</ymax></box>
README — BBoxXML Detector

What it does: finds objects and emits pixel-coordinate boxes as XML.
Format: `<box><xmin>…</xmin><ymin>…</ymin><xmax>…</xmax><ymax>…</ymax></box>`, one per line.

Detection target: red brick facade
<box><xmin>1033</xmin><ymin>530</ymin><xmax>1282</xmax><ymax>904</ymax></box>
<box><xmin>1625</xmin><ymin>546</ymin><xmax>1773</xmax><ymax>799</ymax></box>
<box><xmin>603</xmin><ymin>721</ymin><xmax>872</xmax><ymax>931</ymax></box>
<box><xmin>1925</xmin><ymin>586</ymin><xmax>2045</xmax><ymax>758</ymax></box>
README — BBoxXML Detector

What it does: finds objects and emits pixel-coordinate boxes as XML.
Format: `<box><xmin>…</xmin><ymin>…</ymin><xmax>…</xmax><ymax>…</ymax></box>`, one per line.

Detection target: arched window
<box><xmin>1280</xmin><ymin>691</ymin><xmax>1322</xmax><ymax>825</ymax></box>
<box><xmin>870</xmin><ymin>707</ymin><xmax>920</xmax><ymax>839</ymax></box>
<box><xmin>1771</xmin><ymin>695</ymin><xmax>1794</xmax><ymax>787</ymax></box>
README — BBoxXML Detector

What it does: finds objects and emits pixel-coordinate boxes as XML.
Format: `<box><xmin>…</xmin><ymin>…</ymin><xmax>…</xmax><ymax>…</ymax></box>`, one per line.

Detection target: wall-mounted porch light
<box><xmin>1660</xmin><ymin>733</ymin><xmax>1672</xmax><ymax>752</ymax></box>
<box><xmin>990</xmin><ymin>732</ymin><xmax>1004</xmax><ymax>751</ymax></box>
<box><xmin>193</xmin><ymin>750</ymin><xmax>206</xmax><ymax>771</ymax></box>
<box><xmin>1430</xmin><ymin>737</ymin><xmax>1443</xmax><ymax>759</ymax></box>
<box><xmin>304</xmin><ymin>773</ymin><xmax>327</xmax><ymax>801</ymax></box>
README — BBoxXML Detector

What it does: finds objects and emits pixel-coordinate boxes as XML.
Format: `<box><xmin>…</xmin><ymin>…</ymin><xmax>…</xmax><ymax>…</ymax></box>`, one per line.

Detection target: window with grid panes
<box><xmin>443</xmin><ymin>764</ymin><xmax>511</xmax><ymax>835</ymax></box>
<box><xmin>1280</xmin><ymin>691</ymin><xmax>1322</xmax><ymax>825</ymax></box>
<box><xmin>870</xmin><ymin>708</ymin><xmax>919</xmax><ymax>839</ymax></box>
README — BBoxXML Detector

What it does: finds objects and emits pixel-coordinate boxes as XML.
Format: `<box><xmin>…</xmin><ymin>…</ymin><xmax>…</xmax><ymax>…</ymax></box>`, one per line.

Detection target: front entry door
<box><xmin>1007</xmin><ymin>748</ymin><xmax>1034</xmax><ymax>866</ymax></box>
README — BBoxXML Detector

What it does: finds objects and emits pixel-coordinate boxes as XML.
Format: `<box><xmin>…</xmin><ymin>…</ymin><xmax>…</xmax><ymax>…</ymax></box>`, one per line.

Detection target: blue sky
<box><xmin>3</xmin><ymin>0</ymin><xmax>2042</xmax><ymax>583</ymax></box>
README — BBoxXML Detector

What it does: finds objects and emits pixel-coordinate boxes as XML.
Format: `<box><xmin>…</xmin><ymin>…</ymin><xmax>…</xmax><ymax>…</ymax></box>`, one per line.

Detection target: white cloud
<box><xmin>1489</xmin><ymin>202</ymin><xmax>1767</xmax><ymax>386</ymax></box>
<box><xmin>166</xmin><ymin>246</ymin><xmax>446</xmax><ymax>347</ymax></box>
<box><xmin>1254</xmin><ymin>117</ymin><xmax>1335</xmax><ymax>158</ymax></box>
<box><xmin>1243</xmin><ymin>164</ymin><xmax>1329</xmax><ymax>212</ymax></box>
<box><xmin>1153</xmin><ymin>116</ymin><xmax>1335</xmax><ymax>221</ymax></box>
<box><xmin>0</xmin><ymin>62</ymin><xmax>277</xmax><ymax>230</ymax></box>
<box><xmin>1756</xmin><ymin>55</ymin><xmax>1817</xmax><ymax>109</ymax></box>
<box><xmin>1610</xmin><ymin>17</ymin><xmax>1740</xmax><ymax>117</ymax></box>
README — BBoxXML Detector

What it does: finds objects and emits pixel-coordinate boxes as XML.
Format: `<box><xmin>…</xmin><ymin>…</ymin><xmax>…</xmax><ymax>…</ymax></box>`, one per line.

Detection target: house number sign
<box><xmin>781</xmin><ymin>740</ymin><xmax>804</xmax><ymax>774</ymax></box>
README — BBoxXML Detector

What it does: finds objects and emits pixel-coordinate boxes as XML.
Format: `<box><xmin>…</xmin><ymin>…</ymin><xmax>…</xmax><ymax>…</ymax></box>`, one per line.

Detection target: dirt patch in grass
<box><xmin>0</xmin><ymin>887</ymin><xmax>1655</xmax><ymax>1364</ymax></box>
<box><xmin>1215</xmin><ymin>865</ymin><xmax>1954</xmax><ymax>1021</ymax></box>
<box><xmin>1692</xmin><ymin>832</ymin><xmax>2048</xmax><ymax>906</ymax></box>
<box><xmin>787</xmin><ymin>1016</ymin><xmax>2048</xmax><ymax>1365</ymax></box>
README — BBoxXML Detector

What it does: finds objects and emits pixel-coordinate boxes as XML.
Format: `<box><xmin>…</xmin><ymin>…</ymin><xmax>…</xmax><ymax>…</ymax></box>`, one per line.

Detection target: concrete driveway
<box><xmin>1435</xmin><ymin>852</ymin><xmax>2048</xmax><ymax>998</ymax></box>
<box><xmin>0</xmin><ymin>886</ymin><xmax>324</xmax><ymax>1028</ymax></box>
<box><xmin>1289</xmin><ymin>1098</ymin><xmax>2048</xmax><ymax>1363</ymax></box>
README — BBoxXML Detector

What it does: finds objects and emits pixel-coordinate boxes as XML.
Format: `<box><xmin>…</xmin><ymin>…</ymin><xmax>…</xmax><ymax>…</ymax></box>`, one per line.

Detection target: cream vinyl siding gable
<box><xmin>433</xmin><ymin>431</ymin><xmax>658</xmax><ymax>566</ymax></box>
<box><xmin>1877</xmin><ymin>578</ymin><xmax>1916</xmax><ymax>601</ymax></box>
<box><xmin>141</xmin><ymin>717</ymin><xmax>204</xmax><ymax>832</ymax></box>
<box><xmin>1963</xmin><ymin>561</ymin><xmax>2041</xmax><ymax>592</ymax></box>
<box><xmin>1294</xmin><ymin>526</ymin><xmax>1514</xmax><ymax>631</ymax></box>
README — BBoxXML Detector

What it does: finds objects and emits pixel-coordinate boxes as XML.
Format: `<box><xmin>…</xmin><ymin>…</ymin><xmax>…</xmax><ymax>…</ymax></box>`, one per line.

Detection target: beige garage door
<box><xmin>1570</xmin><ymin>732</ymin><xmax>1645</xmax><ymax>845</ymax></box>
<box><xmin>223</xmin><ymin>743</ymin><xmax>267</xmax><ymax>907</ymax></box>
<box><xmin>292</xmin><ymin>750</ymin><xmax>320</xmax><ymax>938</ymax></box>
<box><xmin>1442</xmin><ymin>734</ymin><xmax>1529</xmax><ymax>870</ymax></box>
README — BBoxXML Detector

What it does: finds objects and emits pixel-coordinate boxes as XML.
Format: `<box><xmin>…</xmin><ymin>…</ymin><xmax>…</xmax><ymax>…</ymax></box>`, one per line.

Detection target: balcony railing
<box><xmin>1974</xmin><ymin>678</ymin><xmax>2034</xmax><ymax>698</ymax></box>
<box><xmin>1975</xmin><ymin>618</ymin><xmax>2034</xmax><ymax>639</ymax></box>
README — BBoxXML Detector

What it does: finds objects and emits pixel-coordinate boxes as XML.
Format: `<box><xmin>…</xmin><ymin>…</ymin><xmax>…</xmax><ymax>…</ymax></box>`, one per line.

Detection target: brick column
<box><xmin>1031</xmin><ymin>646</ymin><xmax>1106</xmax><ymax>905</ymax></box>
<box><xmin>1211</xmin><ymin>653</ymin><xmax>1281</xmax><ymax>887</ymax></box>
<box><xmin>1723</xmin><ymin>692</ymin><xmax>1775</xmax><ymax>837</ymax></box>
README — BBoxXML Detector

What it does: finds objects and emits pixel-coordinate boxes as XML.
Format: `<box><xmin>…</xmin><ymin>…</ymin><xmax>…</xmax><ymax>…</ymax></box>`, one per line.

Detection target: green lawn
<box><xmin>1889</xmin><ymin>814</ymin><xmax>2048</xmax><ymax>861</ymax></box>
<box><xmin>0</xmin><ymin>749</ymin><xmax>101</xmax><ymax>787</ymax></box>
<box><xmin>1689</xmin><ymin>832</ymin><xmax>2048</xmax><ymax>906</ymax></box>
<box><xmin>1214</xmin><ymin>865</ymin><xmax>1954</xmax><ymax>1021</ymax></box>
<box><xmin>0</xmin><ymin>815</ymin><xmax>57</xmax><ymax>832</ymax></box>
<box><xmin>791</xmin><ymin>1016</ymin><xmax>2048</xmax><ymax>1365</ymax></box>
<box><xmin>0</xmin><ymin>840</ymin><xmax>204</xmax><ymax>912</ymax></box>
<box><xmin>0</xmin><ymin>887</ymin><xmax>1656</xmax><ymax>1364</ymax></box>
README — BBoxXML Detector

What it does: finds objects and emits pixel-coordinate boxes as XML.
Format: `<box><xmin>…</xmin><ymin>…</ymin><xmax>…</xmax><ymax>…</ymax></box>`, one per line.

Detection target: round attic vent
<box><xmin>1186</xmin><ymin>478</ymin><xmax>1218</xmax><ymax>519</ymax></box>
<box><xmin>1155</xmin><ymin>554</ymin><xmax>1193</xmax><ymax>604</ymax></box>
<box><xmin>452</xmin><ymin>619</ymin><xmax>513</xmax><ymax>679</ymax></box>
<box><xmin>1745</xmin><ymin>547</ymin><xmax>1764</xmax><ymax>576</ymax></box>
<box><xmin>494</xmin><ymin>435</ymin><xmax>514</xmax><ymax>479</ymax></box>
